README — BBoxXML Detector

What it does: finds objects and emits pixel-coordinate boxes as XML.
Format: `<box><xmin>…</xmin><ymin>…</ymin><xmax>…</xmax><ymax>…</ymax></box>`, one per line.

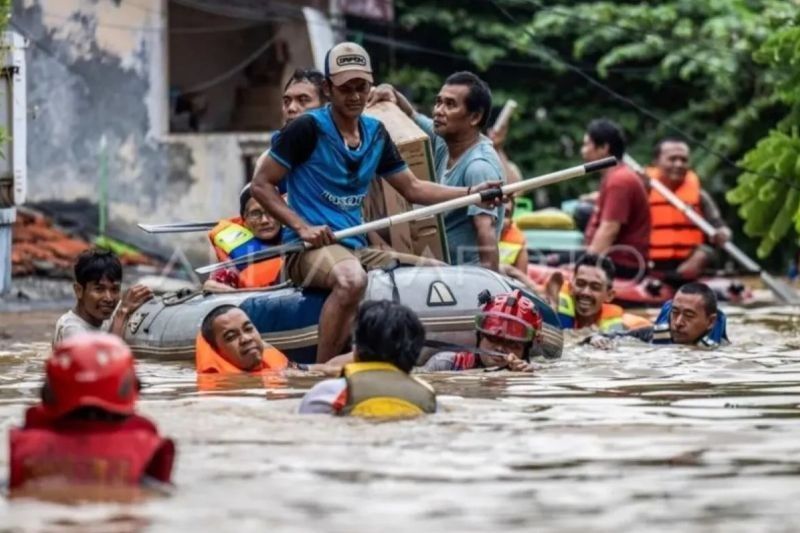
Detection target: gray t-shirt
<box><xmin>52</xmin><ymin>310</ymin><xmax>109</xmax><ymax>346</ymax></box>
<box><xmin>414</xmin><ymin>113</ymin><xmax>505</xmax><ymax>265</ymax></box>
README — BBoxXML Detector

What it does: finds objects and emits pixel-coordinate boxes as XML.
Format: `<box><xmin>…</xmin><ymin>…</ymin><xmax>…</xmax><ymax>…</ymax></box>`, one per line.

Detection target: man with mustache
<box><xmin>367</xmin><ymin>72</ymin><xmax>506</xmax><ymax>270</ymax></box>
<box><xmin>647</xmin><ymin>138</ymin><xmax>732</xmax><ymax>281</ymax></box>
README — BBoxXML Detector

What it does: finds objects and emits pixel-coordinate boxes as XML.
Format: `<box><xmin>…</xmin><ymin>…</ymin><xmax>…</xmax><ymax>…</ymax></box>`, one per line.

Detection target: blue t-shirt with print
<box><xmin>269</xmin><ymin>106</ymin><xmax>408</xmax><ymax>249</ymax></box>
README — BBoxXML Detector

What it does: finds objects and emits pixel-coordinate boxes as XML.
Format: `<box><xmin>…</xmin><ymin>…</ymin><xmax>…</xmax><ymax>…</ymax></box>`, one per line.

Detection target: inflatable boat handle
<box><xmin>195</xmin><ymin>157</ymin><xmax>618</xmax><ymax>275</ymax></box>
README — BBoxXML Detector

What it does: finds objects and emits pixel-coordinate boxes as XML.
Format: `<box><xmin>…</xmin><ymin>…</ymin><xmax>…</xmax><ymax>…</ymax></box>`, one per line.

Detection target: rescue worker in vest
<box><xmin>53</xmin><ymin>248</ymin><xmax>153</xmax><ymax>345</ymax></box>
<box><xmin>421</xmin><ymin>290</ymin><xmax>542</xmax><ymax>372</ymax></box>
<box><xmin>196</xmin><ymin>304</ymin><xmax>290</xmax><ymax>373</ymax></box>
<box><xmin>9</xmin><ymin>333</ymin><xmax>175</xmax><ymax>494</ymax></box>
<box><xmin>203</xmin><ymin>184</ymin><xmax>284</xmax><ymax>292</ymax></box>
<box><xmin>557</xmin><ymin>254</ymin><xmax>651</xmax><ymax>333</ymax></box>
<box><xmin>251</xmin><ymin>42</ymin><xmax>501</xmax><ymax>364</ymax></box>
<box><xmin>587</xmin><ymin>282</ymin><xmax>729</xmax><ymax>349</ymax></box>
<box><xmin>647</xmin><ymin>138</ymin><xmax>732</xmax><ymax>281</ymax></box>
<box><xmin>299</xmin><ymin>300</ymin><xmax>436</xmax><ymax>418</ymax></box>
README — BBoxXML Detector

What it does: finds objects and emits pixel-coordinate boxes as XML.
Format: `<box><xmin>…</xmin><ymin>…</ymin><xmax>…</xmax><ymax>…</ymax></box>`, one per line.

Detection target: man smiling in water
<box><xmin>588</xmin><ymin>282</ymin><xmax>728</xmax><ymax>348</ymax></box>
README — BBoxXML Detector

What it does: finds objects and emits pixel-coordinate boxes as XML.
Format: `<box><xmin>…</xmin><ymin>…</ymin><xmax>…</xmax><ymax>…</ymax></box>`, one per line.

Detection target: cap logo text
<box><xmin>336</xmin><ymin>54</ymin><xmax>367</xmax><ymax>67</ymax></box>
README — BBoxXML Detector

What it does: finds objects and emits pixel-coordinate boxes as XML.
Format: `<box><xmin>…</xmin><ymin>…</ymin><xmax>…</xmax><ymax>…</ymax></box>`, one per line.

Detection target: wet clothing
<box><xmin>499</xmin><ymin>222</ymin><xmax>526</xmax><ymax>266</ymax></box>
<box><xmin>53</xmin><ymin>310</ymin><xmax>108</xmax><ymax>346</ymax></box>
<box><xmin>585</xmin><ymin>164</ymin><xmax>651</xmax><ymax>276</ymax></box>
<box><xmin>269</xmin><ymin>106</ymin><xmax>407</xmax><ymax>250</ymax></box>
<box><xmin>587</xmin><ymin>300</ymin><xmax>729</xmax><ymax>348</ymax></box>
<box><xmin>420</xmin><ymin>351</ymin><xmax>482</xmax><ymax>372</ymax></box>
<box><xmin>9</xmin><ymin>405</ymin><xmax>174</xmax><ymax>489</ymax></box>
<box><xmin>299</xmin><ymin>362</ymin><xmax>436</xmax><ymax>417</ymax></box>
<box><xmin>414</xmin><ymin>113</ymin><xmax>505</xmax><ymax>265</ymax></box>
<box><xmin>195</xmin><ymin>333</ymin><xmax>289</xmax><ymax>374</ymax></box>
<box><xmin>207</xmin><ymin>218</ymin><xmax>282</xmax><ymax>289</ymax></box>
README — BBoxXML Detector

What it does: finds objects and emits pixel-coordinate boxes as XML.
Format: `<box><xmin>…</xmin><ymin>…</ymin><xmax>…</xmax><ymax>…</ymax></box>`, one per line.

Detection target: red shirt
<box><xmin>585</xmin><ymin>164</ymin><xmax>651</xmax><ymax>269</ymax></box>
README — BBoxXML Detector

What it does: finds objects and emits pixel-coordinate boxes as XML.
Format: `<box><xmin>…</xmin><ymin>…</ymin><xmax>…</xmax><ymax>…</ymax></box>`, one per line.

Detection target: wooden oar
<box><xmin>137</xmin><ymin>222</ymin><xmax>217</xmax><ymax>234</ymax></box>
<box><xmin>195</xmin><ymin>157</ymin><xmax>617</xmax><ymax>275</ymax></box>
<box><xmin>624</xmin><ymin>154</ymin><xmax>800</xmax><ymax>304</ymax></box>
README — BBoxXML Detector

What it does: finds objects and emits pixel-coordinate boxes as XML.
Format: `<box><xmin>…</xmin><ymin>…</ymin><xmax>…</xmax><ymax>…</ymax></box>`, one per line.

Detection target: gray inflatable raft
<box><xmin>124</xmin><ymin>265</ymin><xmax>563</xmax><ymax>364</ymax></box>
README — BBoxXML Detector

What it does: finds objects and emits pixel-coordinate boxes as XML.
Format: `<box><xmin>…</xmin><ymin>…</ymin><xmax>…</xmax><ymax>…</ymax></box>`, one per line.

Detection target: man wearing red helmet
<box><xmin>9</xmin><ymin>333</ymin><xmax>175</xmax><ymax>493</ymax></box>
<box><xmin>420</xmin><ymin>290</ymin><xmax>542</xmax><ymax>372</ymax></box>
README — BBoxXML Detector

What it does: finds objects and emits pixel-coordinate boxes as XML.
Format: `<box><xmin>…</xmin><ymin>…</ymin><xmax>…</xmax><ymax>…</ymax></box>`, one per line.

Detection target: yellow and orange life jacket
<box><xmin>207</xmin><ymin>218</ymin><xmax>282</xmax><ymax>289</ymax></box>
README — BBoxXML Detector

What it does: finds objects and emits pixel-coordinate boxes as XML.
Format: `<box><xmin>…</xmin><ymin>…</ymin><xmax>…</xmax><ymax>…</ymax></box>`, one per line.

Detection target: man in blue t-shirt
<box><xmin>250</xmin><ymin>43</ymin><xmax>501</xmax><ymax>363</ymax></box>
<box><xmin>368</xmin><ymin>73</ymin><xmax>506</xmax><ymax>269</ymax></box>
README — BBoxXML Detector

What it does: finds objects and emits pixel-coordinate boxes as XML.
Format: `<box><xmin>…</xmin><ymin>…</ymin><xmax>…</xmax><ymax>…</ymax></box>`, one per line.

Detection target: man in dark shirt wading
<box><xmin>250</xmin><ymin>43</ymin><xmax>500</xmax><ymax>363</ymax></box>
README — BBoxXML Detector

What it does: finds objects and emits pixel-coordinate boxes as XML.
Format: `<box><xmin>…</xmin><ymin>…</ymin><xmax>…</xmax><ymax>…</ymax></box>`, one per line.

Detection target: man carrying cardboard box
<box><xmin>368</xmin><ymin>73</ymin><xmax>506</xmax><ymax>270</ymax></box>
<box><xmin>250</xmin><ymin>42</ymin><xmax>501</xmax><ymax>363</ymax></box>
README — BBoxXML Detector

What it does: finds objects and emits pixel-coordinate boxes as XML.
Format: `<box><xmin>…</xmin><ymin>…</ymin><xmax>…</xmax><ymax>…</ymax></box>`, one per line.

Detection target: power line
<box><xmin>488</xmin><ymin>0</ymin><xmax>800</xmax><ymax>191</ymax></box>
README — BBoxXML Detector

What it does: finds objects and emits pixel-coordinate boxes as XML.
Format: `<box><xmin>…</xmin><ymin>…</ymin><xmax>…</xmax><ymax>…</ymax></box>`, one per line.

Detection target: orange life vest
<box><xmin>9</xmin><ymin>406</ymin><xmax>174</xmax><ymax>489</ymax></box>
<box><xmin>207</xmin><ymin>218</ymin><xmax>282</xmax><ymax>288</ymax></box>
<box><xmin>194</xmin><ymin>333</ymin><xmax>289</xmax><ymax>374</ymax></box>
<box><xmin>647</xmin><ymin>167</ymin><xmax>705</xmax><ymax>262</ymax></box>
<box><xmin>499</xmin><ymin>222</ymin><xmax>527</xmax><ymax>265</ymax></box>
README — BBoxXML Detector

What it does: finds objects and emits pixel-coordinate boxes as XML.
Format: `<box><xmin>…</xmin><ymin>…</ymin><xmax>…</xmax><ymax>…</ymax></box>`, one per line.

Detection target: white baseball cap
<box><xmin>324</xmin><ymin>42</ymin><xmax>374</xmax><ymax>86</ymax></box>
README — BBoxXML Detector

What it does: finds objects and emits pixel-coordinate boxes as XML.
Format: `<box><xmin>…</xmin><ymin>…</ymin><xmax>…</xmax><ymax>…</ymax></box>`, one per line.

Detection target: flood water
<box><xmin>1</xmin><ymin>306</ymin><xmax>800</xmax><ymax>532</ymax></box>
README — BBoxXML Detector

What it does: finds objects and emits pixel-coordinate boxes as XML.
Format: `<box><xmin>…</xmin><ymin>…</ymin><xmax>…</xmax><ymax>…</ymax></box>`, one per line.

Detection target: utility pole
<box><xmin>0</xmin><ymin>31</ymin><xmax>26</xmax><ymax>295</ymax></box>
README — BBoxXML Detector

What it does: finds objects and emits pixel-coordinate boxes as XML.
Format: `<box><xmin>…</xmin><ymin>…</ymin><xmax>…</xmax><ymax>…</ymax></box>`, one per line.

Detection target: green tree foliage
<box><xmin>348</xmin><ymin>0</ymin><xmax>798</xmax><ymax>261</ymax></box>
<box><xmin>727</xmin><ymin>8</ymin><xmax>800</xmax><ymax>258</ymax></box>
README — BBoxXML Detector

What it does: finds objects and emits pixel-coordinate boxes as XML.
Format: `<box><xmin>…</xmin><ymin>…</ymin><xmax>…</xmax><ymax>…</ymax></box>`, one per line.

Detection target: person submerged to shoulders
<box><xmin>556</xmin><ymin>254</ymin><xmax>651</xmax><ymax>334</ymax></box>
<box><xmin>421</xmin><ymin>289</ymin><xmax>542</xmax><ymax>373</ymax></box>
<box><xmin>9</xmin><ymin>333</ymin><xmax>175</xmax><ymax>493</ymax></box>
<box><xmin>196</xmin><ymin>305</ymin><xmax>289</xmax><ymax>374</ymax></box>
<box><xmin>299</xmin><ymin>300</ymin><xmax>436</xmax><ymax>418</ymax></box>
<box><xmin>586</xmin><ymin>282</ymin><xmax>729</xmax><ymax>349</ymax></box>
<box><xmin>204</xmin><ymin>184</ymin><xmax>284</xmax><ymax>292</ymax></box>
<box><xmin>53</xmin><ymin>248</ymin><xmax>153</xmax><ymax>345</ymax></box>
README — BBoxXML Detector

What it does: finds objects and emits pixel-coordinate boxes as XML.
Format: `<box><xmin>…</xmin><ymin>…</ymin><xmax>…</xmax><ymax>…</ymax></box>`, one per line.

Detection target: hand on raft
<box><xmin>588</xmin><ymin>334</ymin><xmax>615</xmax><ymax>350</ymax></box>
<box><xmin>119</xmin><ymin>284</ymin><xmax>153</xmax><ymax>317</ymax></box>
<box><xmin>504</xmin><ymin>353</ymin><xmax>535</xmax><ymax>373</ymax></box>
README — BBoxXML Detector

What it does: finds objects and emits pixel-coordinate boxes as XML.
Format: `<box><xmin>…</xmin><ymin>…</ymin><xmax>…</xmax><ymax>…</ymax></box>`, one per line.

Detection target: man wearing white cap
<box><xmin>250</xmin><ymin>42</ymin><xmax>501</xmax><ymax>363</ymax></box>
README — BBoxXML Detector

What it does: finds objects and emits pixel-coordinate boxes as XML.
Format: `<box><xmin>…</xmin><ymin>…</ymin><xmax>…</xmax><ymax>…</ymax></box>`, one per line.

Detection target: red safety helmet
<box><xmin>475</xmin><ymin>289</ymin><xmax>543</xmax><ymax>344</ymax></box>
<box><xmin>42</xmin><ymin>333</ymin><xmax>139</xmax><ymax>420</ymax></box>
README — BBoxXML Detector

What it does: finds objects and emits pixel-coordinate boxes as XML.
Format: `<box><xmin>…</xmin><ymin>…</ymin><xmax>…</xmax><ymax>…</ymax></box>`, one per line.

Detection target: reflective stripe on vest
<box><xmin>557</xmin><ymin>292</ymin><xmax>625</xmax><ymax>333</ymax></box>
<box><xmin>499</xmin><ymin>222</ymin><xmax>526</xmax><ymax>265</ymax></box>
<box><xmin>341</xmin><ymin>362</ymin><xmax>436</xmax><ymax>418</ymax></box>
<box><xmin>647</xmin><ymin>168</ymin><xmax>705</xmax><ymax>261</ymax></box>
<box><xmin>9</xmin><ymin>411</ymin><xmax>174</xmax><ymax>488</ymax></box>
<box><xmin>207</xmin><ymin>219</ymin><xmax>283</xmax><ymax>288</ymax></box>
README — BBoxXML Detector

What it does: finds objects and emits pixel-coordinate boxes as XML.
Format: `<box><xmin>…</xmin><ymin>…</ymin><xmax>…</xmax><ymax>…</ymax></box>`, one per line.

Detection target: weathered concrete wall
<box><xmin>13</xmin><ymin>0</ymin><xmax>320</xmax><ymax>265</ymax></box>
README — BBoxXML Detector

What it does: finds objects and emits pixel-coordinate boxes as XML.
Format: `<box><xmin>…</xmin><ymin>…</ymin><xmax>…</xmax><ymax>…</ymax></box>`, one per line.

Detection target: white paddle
<box><xmin>195</xmin><ymin>157</ymin><xmax>617</xmax><ymax>275</ymax></box>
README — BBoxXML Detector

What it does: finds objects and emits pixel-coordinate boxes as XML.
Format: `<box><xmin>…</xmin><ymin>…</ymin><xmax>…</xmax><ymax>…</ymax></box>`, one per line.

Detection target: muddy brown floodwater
<box><xmin>1</xmin><ymin>305</ymin><xmax>800</xmax><ymax>532</ymax></box>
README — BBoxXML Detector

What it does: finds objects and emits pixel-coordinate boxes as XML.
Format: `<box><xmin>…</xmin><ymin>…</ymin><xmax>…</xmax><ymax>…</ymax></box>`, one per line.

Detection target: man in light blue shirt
<box><xmin>368</xmin><ymin>72</ymin><xmax>505</xmax><ymax>269</ymax></box>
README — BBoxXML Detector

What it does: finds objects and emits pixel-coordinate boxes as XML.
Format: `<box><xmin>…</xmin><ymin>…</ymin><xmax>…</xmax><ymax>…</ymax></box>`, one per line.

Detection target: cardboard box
<box><xmin>364</xmin><ymin>102</ymin><xmax>449</xmax><ymax>262</ymax></box>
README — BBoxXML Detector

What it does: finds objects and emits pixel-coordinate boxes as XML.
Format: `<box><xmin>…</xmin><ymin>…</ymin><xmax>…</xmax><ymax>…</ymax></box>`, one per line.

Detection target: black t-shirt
<box><xmin>270</xmin><ymin>114</ymin><xmax>406</xmax><ymax>176</ymax></box>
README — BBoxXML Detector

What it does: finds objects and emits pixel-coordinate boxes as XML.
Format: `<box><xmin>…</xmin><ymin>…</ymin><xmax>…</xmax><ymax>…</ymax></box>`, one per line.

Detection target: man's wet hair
<box><xmin>677</xmin><ymin>282</ymin><xmax>718</xmax><ymax>316</ymax></box>
<box><xmin>284</xmin><ymin>68</ymin><xmax>327</xmax><ymax>103</ymax></box>
<box><xmin>74</xmin><ymin>248</ymin><xmax>122</xmax><ymax>287</ymax></box>
<box><xmin>353</xmin><ymin>300</ymin><xmax>425</xmax><ymax>373</ymax></box>
<box><xmin>653</xmin><ymin>137</ymin><xmax>689</xmax><ymax>159</ymax></box>
<box><xmin>201</xmin><ymin>304</ymin><xmax>239</xmax><ymax>350</ymax></box>
<box><xmin>586</xmin><ymin>118</ymin><xmax>626</xmax><ymax>160</ymax></box>
<box><xmin>444</xmin><ymin>71</ymin><xmax>493</xmax><ymax>129</ymax></box>
<box><xmin>574</xmin><ymin>254</ymin><xmax>616</xmax><ymax>287</ymax></box>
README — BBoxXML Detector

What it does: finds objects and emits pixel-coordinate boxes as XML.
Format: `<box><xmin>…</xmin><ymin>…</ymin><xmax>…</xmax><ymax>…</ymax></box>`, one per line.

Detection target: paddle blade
<box><xmin>138</xmin><ymin>222</ymin><xmax>216</xmax><ymax>234</ymax></box>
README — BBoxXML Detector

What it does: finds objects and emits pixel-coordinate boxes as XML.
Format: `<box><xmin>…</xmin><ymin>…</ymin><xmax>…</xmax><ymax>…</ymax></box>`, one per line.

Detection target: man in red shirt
<box><xmin>582</xmin><ymin>119</ymin><xmax>651</xmax><ymax>280</ymax></box>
